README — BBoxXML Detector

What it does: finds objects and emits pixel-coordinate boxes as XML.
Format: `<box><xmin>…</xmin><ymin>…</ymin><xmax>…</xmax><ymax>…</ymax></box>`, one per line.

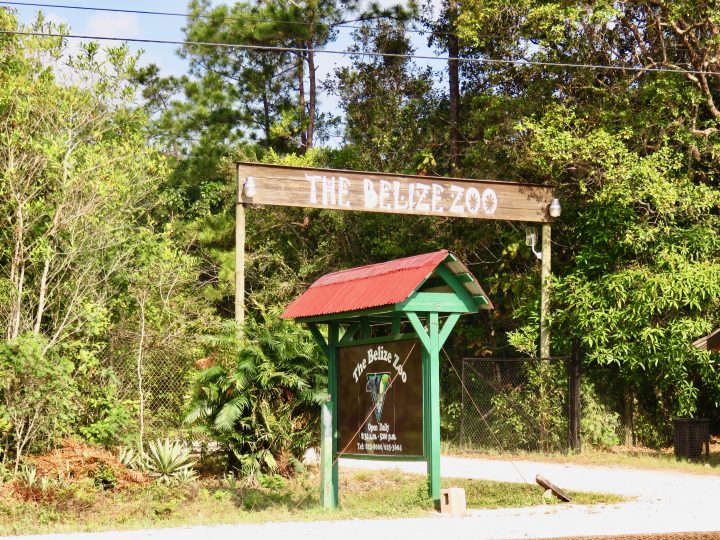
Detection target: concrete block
<box><xmin>440</xmin><ymin>487</ymin><xmax>466</xmax><ymax>515</ymax></box>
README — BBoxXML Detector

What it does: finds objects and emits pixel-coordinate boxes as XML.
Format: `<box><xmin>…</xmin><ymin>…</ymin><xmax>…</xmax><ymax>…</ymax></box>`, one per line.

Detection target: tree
<box><xmin>326</xmin><ymin>19</ymin><xmax>442</xmax><ymax>174</ymax></box>
<box><xmin>452</xmin><ymin>1</ymin><xmax>720</xmax><ymax>439</ymax></box>
<box><xmin>0</xmin><ymin>14</ymin><xmax>160</xmax><ymax>352</ymax></box>
<box><xmin>0</xmin><ymin>11</ymin><xmax>218</xmax><ymax>454</ymax></box>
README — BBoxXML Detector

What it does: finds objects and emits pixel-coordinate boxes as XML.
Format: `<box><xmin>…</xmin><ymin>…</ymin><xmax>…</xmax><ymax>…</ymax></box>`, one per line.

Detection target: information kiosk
<box><xmin>281</xmin><ymin>250</ymin><xmax>493</xmax><ymax>508</ymax></box>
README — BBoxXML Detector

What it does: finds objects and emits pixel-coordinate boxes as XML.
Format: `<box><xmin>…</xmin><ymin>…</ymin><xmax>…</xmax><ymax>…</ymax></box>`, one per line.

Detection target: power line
<box><xmin>0</xmin><ymin>1</ymin><xmax>443</xmax><ymax>37</ymax></box>
<box><xmin>1</xmin><ymin>29</ymin><xmax>717</xmax><ymax>77</ymax></box>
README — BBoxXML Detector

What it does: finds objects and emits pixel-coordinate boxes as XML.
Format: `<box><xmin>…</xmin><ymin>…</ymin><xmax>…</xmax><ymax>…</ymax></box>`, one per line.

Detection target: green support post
<box><xmin>320</xmin><ymin>323</ymin><xmax>340</xmax><ymax>509</ymax></box>
<box><xmin>427</xmin><ymin>312</ymin><xmax>441</xmax><ymax>507</ymax></box>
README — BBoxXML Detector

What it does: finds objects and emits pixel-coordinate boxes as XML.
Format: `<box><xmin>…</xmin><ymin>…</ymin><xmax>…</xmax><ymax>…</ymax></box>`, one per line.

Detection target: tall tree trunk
<box><xmin>298</xmin><ymin>51</ymin><xmax>307</xmax><ymax>152</ymax></box>
<box><xmin>262</xmin><ymin>85</ymin><xmax>271</xmax><ymax>146</ymax></box>
<box><xmin>306</xmin><ymin>42</ymin><xmax>316</xmax><ymax>151</ymax></box>
<box><xmin>9</xmin><ymin>152</ymin><xmax>25</xmax><ymax>340</ymax></box>
<box><xmin>447</xmin><ymin>0</ymin><xmax>461</xmax><ymax>174</ymax></box>
<box><xmin>33</xmin><ymin>255</ymin><xmax>51</xmax><ymax>334</ymax></box>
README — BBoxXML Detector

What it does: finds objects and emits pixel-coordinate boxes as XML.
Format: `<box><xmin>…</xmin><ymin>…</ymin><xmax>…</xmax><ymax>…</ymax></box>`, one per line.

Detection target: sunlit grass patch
<box><xmin>0</xmin><ymin>468</ymin><xmax>625</xmax><ymax>536</ymax></box>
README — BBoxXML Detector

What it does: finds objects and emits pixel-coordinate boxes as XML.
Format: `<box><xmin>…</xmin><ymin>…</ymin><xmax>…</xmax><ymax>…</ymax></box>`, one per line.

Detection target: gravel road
<box><xmin>7</xmin><ymin>455</ymin><xmax>720</xmax><ymax>540</ymax></box>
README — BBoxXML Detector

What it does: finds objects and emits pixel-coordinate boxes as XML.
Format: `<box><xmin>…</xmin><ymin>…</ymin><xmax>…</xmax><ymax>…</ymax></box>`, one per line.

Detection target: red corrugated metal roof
<box><xmin>281</xmin><ymin>250</ymin><xmax>449</xmax><ymax>319</ymax></box>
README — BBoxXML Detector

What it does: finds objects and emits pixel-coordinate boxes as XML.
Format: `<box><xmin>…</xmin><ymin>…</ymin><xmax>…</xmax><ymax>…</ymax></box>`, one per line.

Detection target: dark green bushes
<box><xmin>185</xmin><ymin>310</ymin><xmax>325</xmax><ymax>476</ymax></box>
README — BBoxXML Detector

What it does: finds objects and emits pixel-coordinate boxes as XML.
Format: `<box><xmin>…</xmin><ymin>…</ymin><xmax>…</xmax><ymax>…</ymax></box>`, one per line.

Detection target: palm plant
<box><xmin>185</xmin><ymin>309</ymin><xmax>324</xmax><ymax>476</ymax></box>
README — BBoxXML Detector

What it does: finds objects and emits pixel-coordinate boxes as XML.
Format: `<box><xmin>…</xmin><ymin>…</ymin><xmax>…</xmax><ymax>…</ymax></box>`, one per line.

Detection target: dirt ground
<box><xmin>542</xmin><ymin>534</ymin><xmax>720</xmax><ymax>540</ymax></box>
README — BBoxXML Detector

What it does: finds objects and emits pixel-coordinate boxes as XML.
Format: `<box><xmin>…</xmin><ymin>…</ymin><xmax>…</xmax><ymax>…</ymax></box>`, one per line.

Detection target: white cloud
<box><xmin>43</xmin><ymin>12</ymin><xmax>68</xmax><ymax>27</ymax></box>
<box><xmin>83</xmin><ymin>13</ymin><xmax>141</xmax><ymax>39</ymax></box>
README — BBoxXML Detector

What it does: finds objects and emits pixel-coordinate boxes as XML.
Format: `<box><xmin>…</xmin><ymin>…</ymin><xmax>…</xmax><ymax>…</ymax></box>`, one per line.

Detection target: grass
<box><xmin>0</xmin><ymin>469</ymin><xmax>625</xmax><ymax>536</ymax></box>
<box><xmin>444</xmin><ymin>442</ymin><xmax>720</xmax><ymax>476</ymax></box>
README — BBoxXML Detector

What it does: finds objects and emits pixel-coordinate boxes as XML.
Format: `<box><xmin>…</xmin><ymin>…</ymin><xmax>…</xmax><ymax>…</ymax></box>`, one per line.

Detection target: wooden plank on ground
<box><xmin>536</xmin><ymin>474</ymin><xmax>572</xmax><ymax>502</ymax></box>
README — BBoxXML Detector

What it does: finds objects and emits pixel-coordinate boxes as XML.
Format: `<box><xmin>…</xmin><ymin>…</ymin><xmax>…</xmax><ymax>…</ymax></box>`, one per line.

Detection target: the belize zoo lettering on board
<box><xmin>337</xmin><ymin>339</ymin><xmax>423</xmax><ymax>458</ymax></box>
<box><xmin>304</xmin><ymin>174</ymin><xmax>499</xmax><ymax>216</ymax></box>
<box><xmin>352</xmin><ymin>344</ymin><xmax>408</xmax><ymax>384</ymax></box>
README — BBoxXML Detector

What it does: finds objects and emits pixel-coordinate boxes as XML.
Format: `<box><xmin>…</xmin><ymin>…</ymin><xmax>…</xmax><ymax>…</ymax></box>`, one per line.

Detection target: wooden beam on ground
<box><xmin>536</xmin><ymin>475</ymin><xmax>571</xmax><ymax>502</ymax></box>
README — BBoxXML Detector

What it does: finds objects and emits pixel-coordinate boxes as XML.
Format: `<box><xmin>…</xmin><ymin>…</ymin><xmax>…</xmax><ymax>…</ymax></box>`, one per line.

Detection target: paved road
<box><xmin>8</xmin><ymin>456</ymin><xmax>720</xmax><ymax>540</ymax></box>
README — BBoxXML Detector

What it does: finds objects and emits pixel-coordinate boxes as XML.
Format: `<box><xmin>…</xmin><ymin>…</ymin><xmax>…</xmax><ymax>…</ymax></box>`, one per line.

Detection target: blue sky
<box><xmin>7</xmin><ymin>1</ymin><xmax>442</xmax><ymax>134</ymax></box>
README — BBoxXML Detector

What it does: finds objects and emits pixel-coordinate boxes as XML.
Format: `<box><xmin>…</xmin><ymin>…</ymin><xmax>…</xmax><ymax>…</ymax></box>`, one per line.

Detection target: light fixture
<box><xmin>243</xmin><ymin>176</ymin><xmax>257</xmax><ymax>198</ymax></box>
<box><xmin>549</xmin><ymin>198</ymin><xmax>561</xmax><ymax>218</ymax></box>
<box><xmin>525</xmin><ymin>227</ymin><xmax>542</xmax><ymax>260</ymax></box>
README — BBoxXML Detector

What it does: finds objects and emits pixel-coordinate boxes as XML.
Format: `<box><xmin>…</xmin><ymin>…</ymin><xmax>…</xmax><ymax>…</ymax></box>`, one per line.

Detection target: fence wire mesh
<box><xmin>459</xmin><ymin>357</ymin><xmax>569</xmax><ymax>453</ymax></box>
<box><xmin>109</xmin><ymin>351</ymin><xmax>194</xmax><ymax>442</ymax></box>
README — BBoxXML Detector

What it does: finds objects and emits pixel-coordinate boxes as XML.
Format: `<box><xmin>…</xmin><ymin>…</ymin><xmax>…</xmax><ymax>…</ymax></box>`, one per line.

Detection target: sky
<box><xmin>5</xmin><ymin>0</ymin><xmax>443</xmax><ymax>128</ymax></box>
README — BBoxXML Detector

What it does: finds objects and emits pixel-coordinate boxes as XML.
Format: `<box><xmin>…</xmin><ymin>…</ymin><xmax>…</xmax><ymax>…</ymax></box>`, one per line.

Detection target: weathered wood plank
<box><xmin>536</xmin><ymin>474</ymin><xmax>571</xmax><ymax>502</ymax></box>
<box><xmin>237</xmin><ymin>162</ymin><xmax>556</xmax><ymax>223</ymax></box>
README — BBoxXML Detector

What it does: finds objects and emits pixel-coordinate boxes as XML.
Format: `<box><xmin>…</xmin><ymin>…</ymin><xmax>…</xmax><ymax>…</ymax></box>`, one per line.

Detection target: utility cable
<box><xmin>0</xmin><ymin>1</ymin><xmax>449</xmax><ymax>37</ymax></box>
<box><xmin>1</xmin><ymin>28</ymin><xmax>718</xmax><ymax>77</ymax></box>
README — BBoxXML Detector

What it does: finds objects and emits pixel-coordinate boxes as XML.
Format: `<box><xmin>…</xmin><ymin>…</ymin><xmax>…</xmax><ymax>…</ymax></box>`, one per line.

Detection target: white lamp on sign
<box><xmin>525</xmin><ymin>228</ymin><xmax>542</xmax><ymax>260</ymax></box>
<box><xmin>549</xmin><ymin>198</ymin><xmax>561</xmax><ymax>218</ymax></box>
<box><xmin>243</xmin><ymin>176</ymin><xmax>257</xmax><ymax>198</ymax></box>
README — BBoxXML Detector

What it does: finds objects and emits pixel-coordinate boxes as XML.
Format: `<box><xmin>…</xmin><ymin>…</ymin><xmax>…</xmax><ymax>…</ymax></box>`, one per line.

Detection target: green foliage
<box><xmin>0</xmin><ymin>335</ymin><xmax>76</xmax><ymax>473</ymax></box>
<box><xmin>4</xmin><ymin>0</ymin><xmax>720</xmax><ymax>459</ymax></box>
<box><xmin>117</xmin><ymin>447</ymin><xmax>139</xmax><ymax>469</ymax></box>
<box><xmin>76</xmin><ymin>378</ymin><xmax>136</xmax><ymax>448</ymax></box>
<box><xmin>92</xmin><ymin>465</ymin><xmax>117</xmax><ymax>491</ymax></box>
<box><xmin>533</xmin><ymin>109</ymin><xmax>720</xmax><ymax>422</ymax></box>
<box><xmin>326</xmin><ymin>19</ymin><xmax>443</xmax><ymax>174</ymax></box>
<box><xmin>141</xmin><ymin>439</ymin><xmax>197</xmax><ymax>485</ymax></box>
<box><xmin>0</xmin><ymin>11</ymin><xmax>213</xmax><ymax>452</ymax></box>
<box><xmin>18</xmin><ymin>465</ymin><xmax>37</xmax><ymax>489</ymax></box>
<box><xmin>185</xmin><ymin>309</ymin><xmax>324</xmax><ymax>477</ymax></box>
<box><xmin>580</xmin><ymin>383</ymin><xmax>621</xmax><ymax>448</ymax></box>
<box><xmin>485</xmin><ymin>362</ymin><xmax>567</xmax><ymax>452</ymax></box>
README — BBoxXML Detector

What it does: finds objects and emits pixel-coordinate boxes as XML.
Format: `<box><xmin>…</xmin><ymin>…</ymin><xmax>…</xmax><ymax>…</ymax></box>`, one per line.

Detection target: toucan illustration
<box><xmin>366</xmin><ymin>372</ymin><xmax>391</xmax><ymax>422</ymax></box>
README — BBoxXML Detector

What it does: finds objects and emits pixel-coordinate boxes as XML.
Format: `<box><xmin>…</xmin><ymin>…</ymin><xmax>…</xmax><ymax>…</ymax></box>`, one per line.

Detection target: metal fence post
<box><xmin>459</xmin><ymin>359</ymin><xmax>465</xmax><ymax>449</ymax></box>
<box><xmin>568</xmin><ymin>340</ymin><xmax>582</xmax><ymax>452</ymax></box>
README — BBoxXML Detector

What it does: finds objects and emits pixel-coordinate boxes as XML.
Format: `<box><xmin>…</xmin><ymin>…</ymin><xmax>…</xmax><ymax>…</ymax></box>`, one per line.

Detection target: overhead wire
<box><xmin>0</xmin><ymin>0</ymin><xmax>448</xmax><ymax>37</ymax></box>
<box><xmin>0</xmin><ymin>29</ymin><xmax>718</xmax><ymax>77</ymax></box>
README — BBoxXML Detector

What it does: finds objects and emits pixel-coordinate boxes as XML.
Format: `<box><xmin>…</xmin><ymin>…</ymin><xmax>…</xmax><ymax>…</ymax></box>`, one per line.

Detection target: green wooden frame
<box><xmin>299</xmin><ymin>260</ymin><xmax>486</xmax><ymax>510</ymax></box>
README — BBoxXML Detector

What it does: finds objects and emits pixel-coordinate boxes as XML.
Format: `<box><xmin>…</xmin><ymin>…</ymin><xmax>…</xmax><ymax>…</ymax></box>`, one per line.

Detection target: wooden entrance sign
<box><xmin>237</xmin><ymin>162</ymin><xmax>555</xmax><ymax>223</ymax></box>
<box><xmin>281</xmin><ymin>250</ymin><xmax>493</xmax><ymax>510</ymax></box>
<box><xmin>235</xmin><ymin>163</ymin><xmax>558</xmax><ymax>353</ymax></box>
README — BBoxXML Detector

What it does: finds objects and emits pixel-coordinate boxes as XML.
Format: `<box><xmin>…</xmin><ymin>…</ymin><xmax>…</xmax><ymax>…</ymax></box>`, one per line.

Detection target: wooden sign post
<box><xmin>235</xmin><ymin>163</ymin><xmax>559</xmax><ymax>509</ymax></box>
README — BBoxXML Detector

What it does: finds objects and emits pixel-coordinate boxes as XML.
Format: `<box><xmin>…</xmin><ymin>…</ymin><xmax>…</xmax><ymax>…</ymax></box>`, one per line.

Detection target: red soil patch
<box><xmin>28</xmin><ymin>438</ymin><xmax>146</xmax><ymax>488</ymax></box>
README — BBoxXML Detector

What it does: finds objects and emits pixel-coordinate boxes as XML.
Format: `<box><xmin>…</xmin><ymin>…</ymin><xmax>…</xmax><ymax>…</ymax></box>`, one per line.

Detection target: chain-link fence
<box><xmin>458</xmin><ymin>356</ymin><xmax>645</xmax><ymax>453</ymax></box>
<box><xmin>459</xmin><ymin>357</ymin><xmax>570</xmax><ymax>453</ymax></box>
<box><xmin>109</xmin><ymin>351</ymin><xmax>194</xmax><ymax>442</ymax></box>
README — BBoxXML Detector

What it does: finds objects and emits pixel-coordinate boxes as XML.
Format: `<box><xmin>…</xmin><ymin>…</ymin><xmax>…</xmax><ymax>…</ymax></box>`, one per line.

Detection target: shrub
<box><xmin>76</xmin><ymin>374</ymin><xmax>137</xmax><ymax>448</ymax></box>
<box><xmin>141</xmin><ymin>439</ymin><xmax>196</xmax><ymax>485</ymax></box>
<box><xmin>0</xmin><ymin>335</ymin><xmax>76</xmax><ymax>473</ymax></box>
<box><xmin>484</xmin><ymin>360</ymin><xmax>568</xmax><ymax>452</ymax></box>
<box><xmin>92</xmin><ymin>464</ymin><xmax>117</xmax><ymax>490</ymax></box>
<box><xmin>580</xmin><ymin>382</ymin><xmax>621</xmax><ymax>448</ymax></box>
<box><xmin>185</xmin><ymin>309</ymin><xmax>324</xmax><ymax>477</ymax></box>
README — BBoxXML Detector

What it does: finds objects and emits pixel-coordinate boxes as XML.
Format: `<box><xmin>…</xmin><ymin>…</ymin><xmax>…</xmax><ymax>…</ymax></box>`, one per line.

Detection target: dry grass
<box><xmin>0</xmin><ymin>468</ymin><xmax>624</xmax><ymax>536</ymax></box>
<box><xmin>31</xmin><ymin>438</ymin><xmax>147</xmax><ymax>487</ymax></box>
<box><xmin>445</xmin><ymin>438</ymin><xmax>720</xmax><ymax>476</ymax></box>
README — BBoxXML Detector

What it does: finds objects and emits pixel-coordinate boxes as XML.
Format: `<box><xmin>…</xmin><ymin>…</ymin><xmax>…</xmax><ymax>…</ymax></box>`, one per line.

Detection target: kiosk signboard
<box><xmin>337</xmin><ymin>339</ymin><xmax>423</xmax><ymax>458</ymax></box>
